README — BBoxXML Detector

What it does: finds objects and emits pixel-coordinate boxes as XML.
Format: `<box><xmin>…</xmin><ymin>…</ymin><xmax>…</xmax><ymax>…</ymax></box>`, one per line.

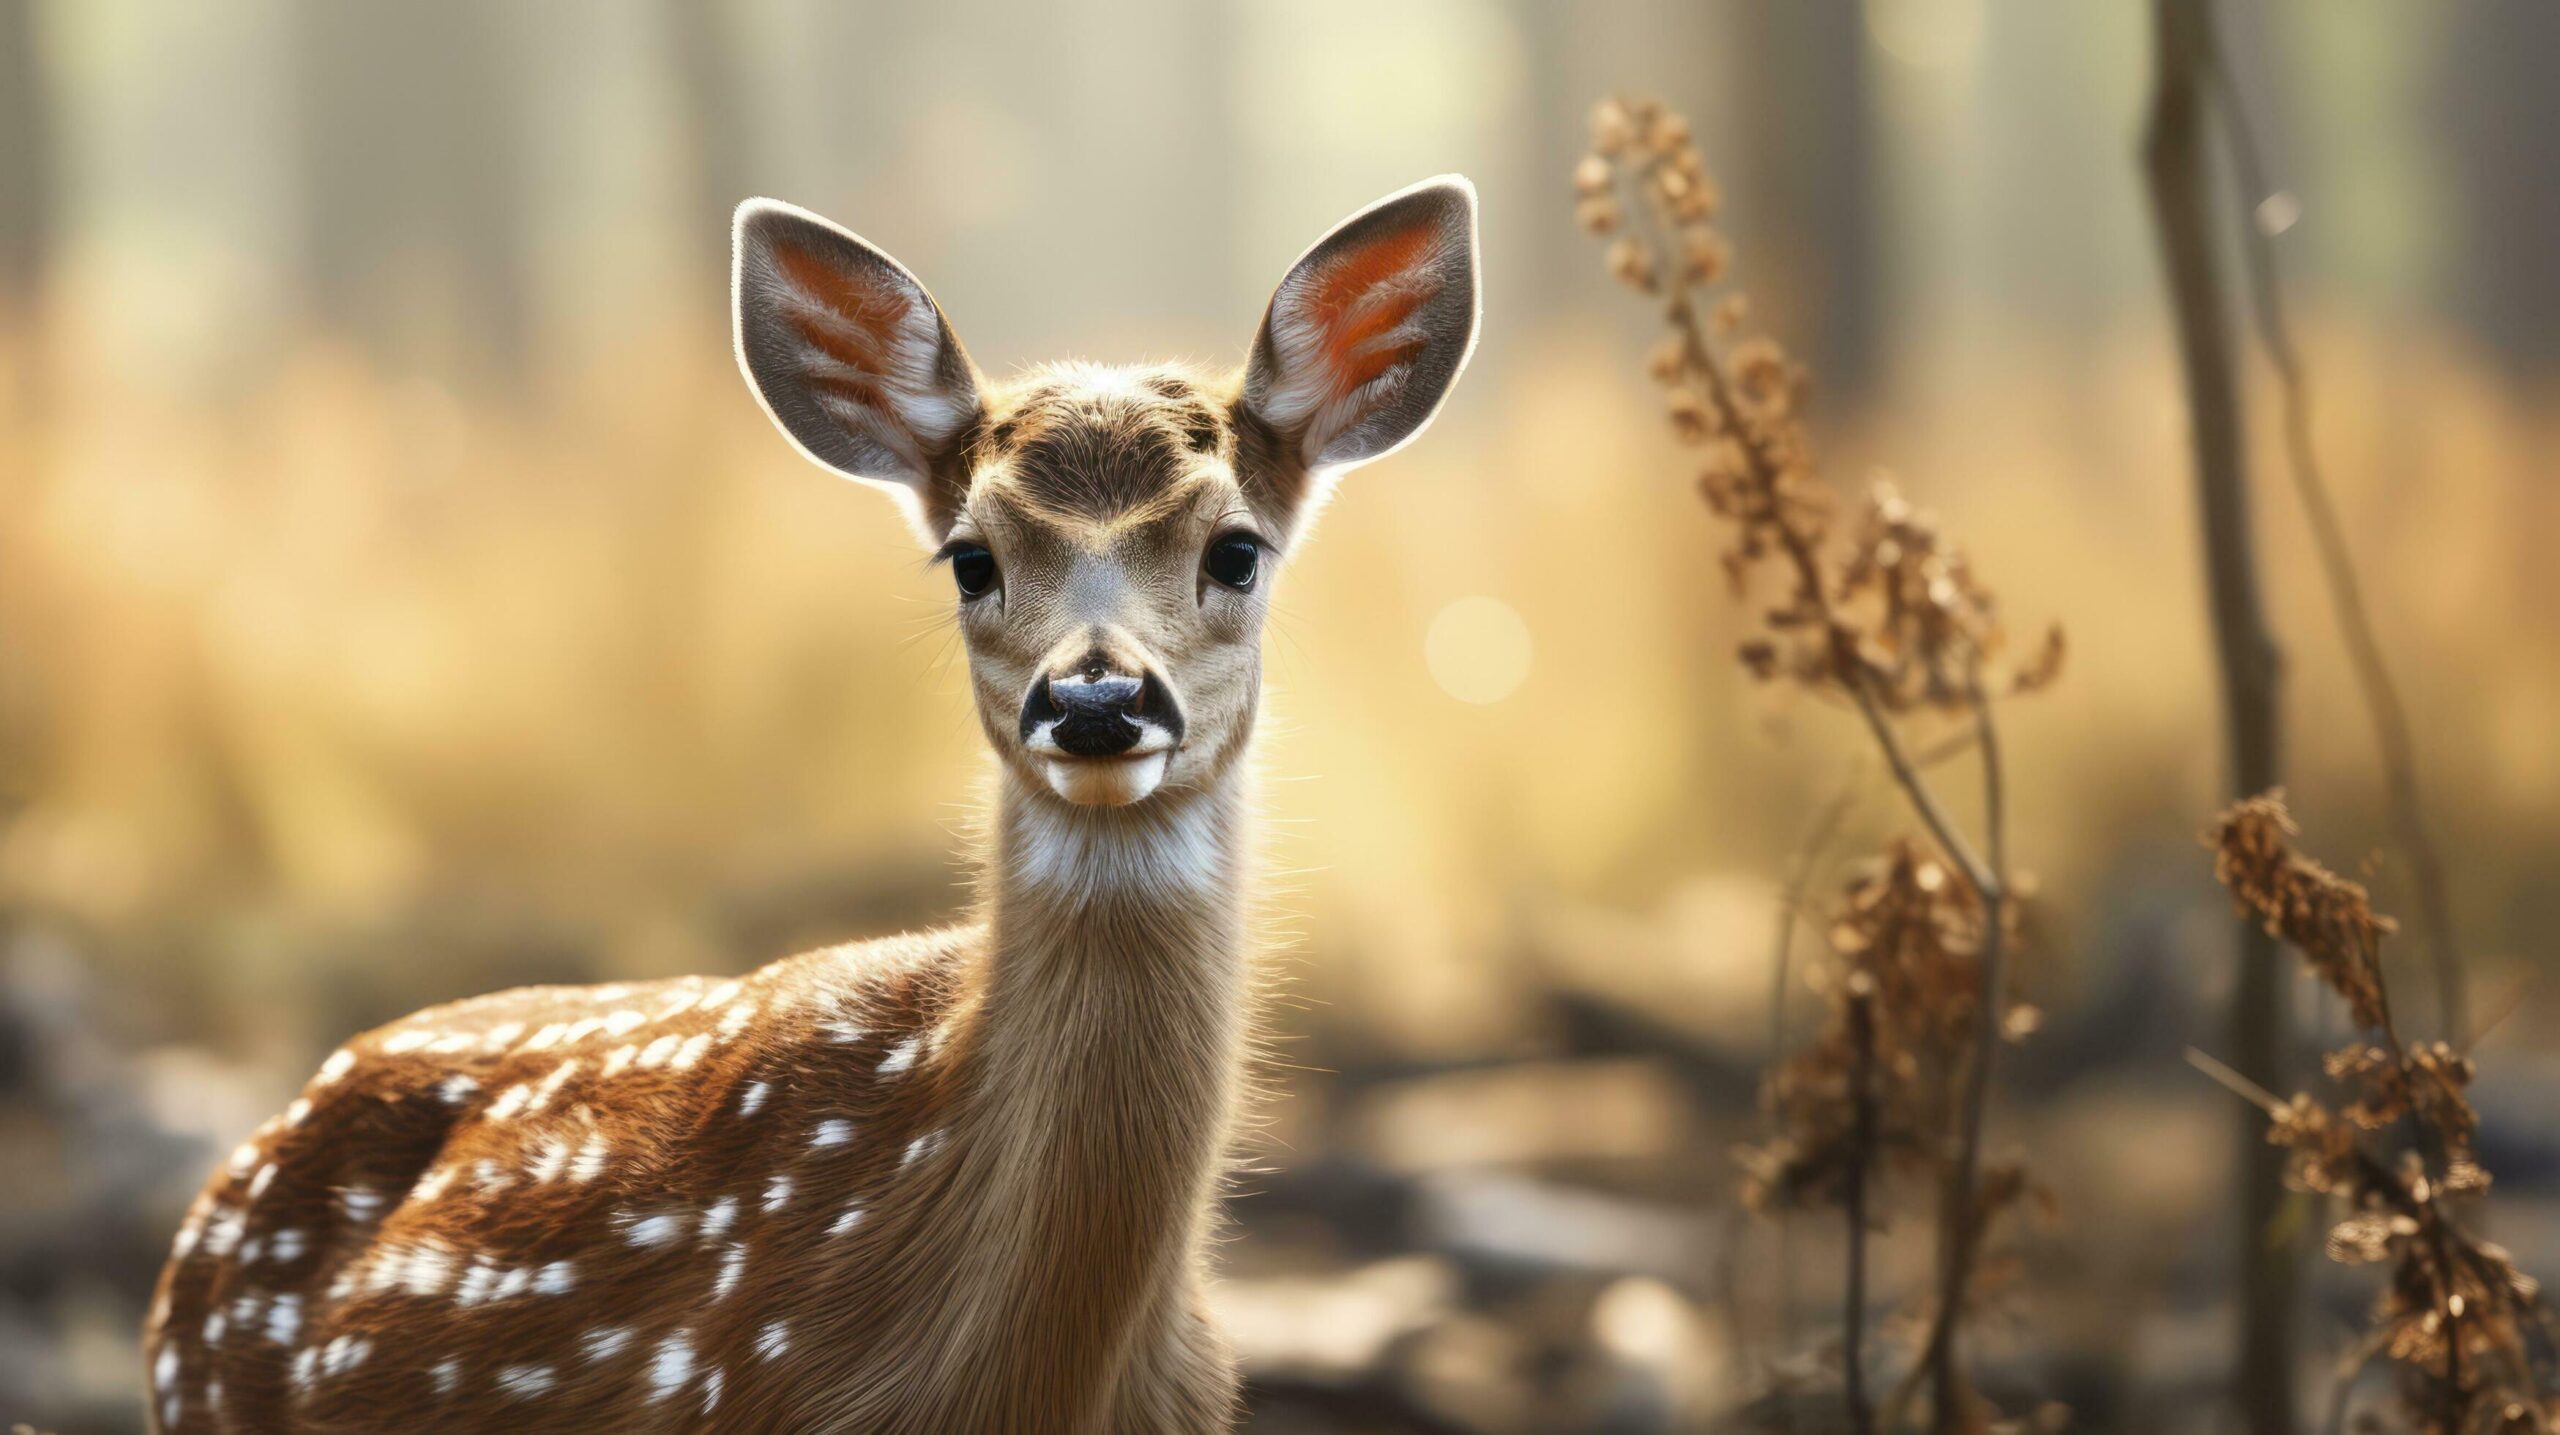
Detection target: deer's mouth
<box><xmin>1037</xmin><ymin>749</ymin><xmax>1172</xmax><ymax>807</ymax></box>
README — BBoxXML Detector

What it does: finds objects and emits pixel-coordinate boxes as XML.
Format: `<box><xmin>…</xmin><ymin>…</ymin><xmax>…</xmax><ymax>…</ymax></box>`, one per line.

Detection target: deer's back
<box><xmin>144</xmin><ymin>927</ymin><xmax>980</xmax><ymax>1433</ymax></box>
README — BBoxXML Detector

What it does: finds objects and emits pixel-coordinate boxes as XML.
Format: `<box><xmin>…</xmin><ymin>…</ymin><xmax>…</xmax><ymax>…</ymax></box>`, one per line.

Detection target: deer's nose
<box><xmin>1019</xmin><ymin>658</ymin><xmax>1182</xmax><ymax>759</ymax></box>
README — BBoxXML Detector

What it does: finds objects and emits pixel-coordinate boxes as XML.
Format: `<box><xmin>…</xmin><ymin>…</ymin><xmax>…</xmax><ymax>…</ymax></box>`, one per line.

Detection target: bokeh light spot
<box><xmin>1424</xmin><ymin>597</ymin><xmax>1533</xmax><ymax>705</ymax></box>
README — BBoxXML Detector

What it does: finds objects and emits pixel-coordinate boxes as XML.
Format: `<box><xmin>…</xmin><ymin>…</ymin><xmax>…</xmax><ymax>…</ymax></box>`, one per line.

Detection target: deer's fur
<box><xmin>142</xmin><ymin>176</ymin><xmax>1479</xmax><ymax>1434</ymax></box>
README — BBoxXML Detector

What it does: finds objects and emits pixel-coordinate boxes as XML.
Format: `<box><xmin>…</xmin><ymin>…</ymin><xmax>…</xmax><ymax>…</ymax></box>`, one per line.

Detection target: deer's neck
<box><xmin>924</xmin><ymin>766</ymin><xmax>1250</xmax><ymax>1419</ymax></box>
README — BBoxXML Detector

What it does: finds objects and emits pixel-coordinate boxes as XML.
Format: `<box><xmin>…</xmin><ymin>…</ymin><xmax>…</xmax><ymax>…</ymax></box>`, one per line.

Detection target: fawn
<box><xmin>141</xmin><ymin>176</ymin><xmax>1480</xmax><ymax>1433</ymax></box>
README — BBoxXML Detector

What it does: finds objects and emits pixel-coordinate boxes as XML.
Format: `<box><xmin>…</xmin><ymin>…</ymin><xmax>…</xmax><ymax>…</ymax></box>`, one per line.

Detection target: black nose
<box><xmin>1019</xmin><ymin>668</ymin><xmax>1183</xmax><ymax>757</ymax></box>
<box><xmin>1023</xmin><ymin>673</ymin><xmax>1143</xmax><ymax>757</ymax></box>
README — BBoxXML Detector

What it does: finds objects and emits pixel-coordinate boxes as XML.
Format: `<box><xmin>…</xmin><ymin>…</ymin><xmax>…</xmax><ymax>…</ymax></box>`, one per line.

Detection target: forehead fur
<box><xmin>972</xmin><ymin>363</ymin><xmax>1238</xmax><ymax>523</ymax></box>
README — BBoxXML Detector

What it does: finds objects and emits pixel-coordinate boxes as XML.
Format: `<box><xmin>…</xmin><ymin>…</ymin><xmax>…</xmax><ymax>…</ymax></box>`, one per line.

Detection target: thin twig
<box><xmin>1845</xmin><ymin>988</ymin><xmax>1879</xmax><ymax>1435</ymax></box>
<box><xmin>2144</xmin><ymin>6</ymin><xmax>2296</xmax><ymax>1430</ymax></box>
<box><xmin>2194</xmin><ymin>0</ymin><xmax>2468</xmax><ymax>1046</ymax></box>
<box><xmin>2186</xmin><ymin>1045</ymin><xmax>2286</xmax><ymax>1114</ymax></box>
<box><xmin>1896</xmin><ymin>678</ymin><xmax>2009</xmax><ymax>1433</ymax></box>
<box><xmin>1665</xmin><ymin>282</ymin><xmax>2001</xmax><ymax>908</ymax></box>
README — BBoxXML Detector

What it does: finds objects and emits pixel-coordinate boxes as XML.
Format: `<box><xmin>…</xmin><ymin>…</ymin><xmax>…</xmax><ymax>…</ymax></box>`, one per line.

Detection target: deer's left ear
<box><xmin>1242</xmin><ymin>176</ymin><xmax>1481</xmax><ymax>475</ymax></box>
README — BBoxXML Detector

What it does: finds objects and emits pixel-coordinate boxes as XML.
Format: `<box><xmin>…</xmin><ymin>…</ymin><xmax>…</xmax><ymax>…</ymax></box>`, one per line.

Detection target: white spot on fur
<box><xmin>762</xmin><ymin>1173</ymin><xmax>793</xmax><ymax>1213</ymax></box>
<box><xmin>605</xmin><ymin>1008</ymin><xmax>645</xmax><ymax>1036</ymax></box>
<box><xmin>171</xmin><ymin>1203</ymin><xmax>208</xmax><ymax>1260</ymax></box>
<box><xmin>266</xmin><ymin>1228</ymin><xmax>307</xmax><ymax>1264</ymax></box>
<box><xmin>201</xmin><ymin>1208</ymin><xmax>245</xmax><ymax>1259</ymax></box>
<box><xmin>429</xmin><ymin>1357</ymin><xmax>463</xmax><ymax>1396</ymax></box>
<box><xmin>382</xmin><ymin>1029</ymin><xmax>433</xmax><ymax>1055</ymax></box>
<box><xmin>810</xmin><ymin>1119</ymin><xmax>853</xmax><ymax>1148</ymax></box>
<box><xmin>289</xmin><ymin>1343</ymin><xmax>321</xmax><ymax>1391</ymax></box>
<box><xmin>703</xmin><ymin>1366</ymin><xmax>725</xmax><ymax>1412</ymax></box>
<box><xmin>827</xmin><ymin>1203</ymin><xmax>866</xmax><ymax>1237</ymax></box>
<box><xmin>264</xmin><ymin>1292</ymin><xmax>302</xmax><ymax>1344</ymax></box>
<box><xmin>456</xmin><ymin>1255</ymin><xmax>502</xmax><ymax>1306</ymax></box>
<box><xmin>534</xmin><ymin>1260</ymin><xmax>577</xmax><ymax>1296</ymax></box>
<box><xmin>413</xmin><ymin>1165</ymin><xmax>457</xmax><ymax>1203</ymax></box>
<box><xmin>338</xmin><ymin>1186</ymin><xmax>385</xmax><ymax>1223</ymax></box>
<box><xmin>582</xmin><ymin>1325</ymin><xmax>634</xmax><ymax>1363</ymax></box>
<box><xmin>482</xmin><ymin>1020</ymin><xmax>525</xmax><ymax>1050</ymax></box>
<box><xmin>528</xmin><ymin>1058</ymin><xmax>581</xmax><ymax>1111</ymax></box>
<box><xmin>283</xmin><ymin>1096</ymin><xmax>313</xmax><ymax>1126</ymax></box>
<box><xmin>322</xmin><ymin>1334</ymin><xmax>371</xmax><ymax>1376</ymax></box>
<box><xmin>436</xmin><ymin>1074</ymin><xmax>479</xmax><ymax>1106</ymax></box>
<box><xmin>487</xmin><ymin>1083</ymin><xmax>533</xmax><ymax>1120</ymax></box>
<box><xmin>719</xmin><ymin>1000</ymin><xmax>758</xmax><ymax>1039</ymax></box>
<box><xmin>569</xmin><ymin>1133</ymin><xmax>611</xmax><ymax>1183</ymax></box>
<box><xmin>647</xmin><ymin>1331</ymin><xmax>697</xmax><ymax>1401</ymax></box>
<box><xmin>702</xmin><ymin>980</ymin><xmax>743</xmax><ymax>1011</ymax></box>
<box><xmin>620</xmin><ymin>1210</ymin><xmax>689</xmax><ymax>1247</ymax></box>
<box><xmin>877</xmin><ymin>1036</ymin><xmax>919</xmax><ymax>1075</ymax></box>
<box><xmin>496</xmin><ymin>1364</ymin><xmax>557</xmax><ymax>1398</ymax></box>
<box><xmin>712</xmin><ymin>1243</ymin><xmax>747</xmax><ymax>1300</ymax></box>
<box><xmin>756</xmin><ymin>1319</ymin><xmax>790</xmax><ymax>1360</ymax></box>
<box><xmin>154</xmin><ymin>1343</ymin><xmax>179</xmax><ymax>1391</ymax></box>
<box><xmin>700</xmin><ymin>1196</ymin><xmax>738</xmax><ymax>1240</ymax></box>
<box><xmin>203</xmin><ymin>1308</ymin><xmax>227</xmax><ymax>1345</ymax></box>
<box><xmin>737</xmin><ymin>1080</ymin><xmax>769</xmax><ymax>1117</ymax></box>
<box><xmin>226</xmin><ymin>1142</ymin><xmax>260</xmax><ymax>1178</ymax></box>
<box><xmin>527</xmin><ymin>1132</ymin><xmax>573</xmax><ymax>1183</ymax></box>
<box><xmin>903</xmin><ymin>1129</ymin><xmax>946</xmax><ymax>1166</ymax></box>
<box><xmin>602</xmin><ymin>1044</ymin><xmax>639</xmax><ymax>1077</ymax></box>
<box><xmin>637</xmin><ymin>1034</ymin><xmax>682</xmax><ymax>1069</ymax></box>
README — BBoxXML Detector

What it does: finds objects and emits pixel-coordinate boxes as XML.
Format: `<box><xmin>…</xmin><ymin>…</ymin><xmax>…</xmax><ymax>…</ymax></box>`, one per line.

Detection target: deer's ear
<box><xmin>1242</xmin><ymin>176</ymin><xmax>1481</xmax><ymax>475</ymax></box>
<box><xmin>732</xmin><ymin>199</ymin><xmax>983</xmax><ymax>536</ymax></box>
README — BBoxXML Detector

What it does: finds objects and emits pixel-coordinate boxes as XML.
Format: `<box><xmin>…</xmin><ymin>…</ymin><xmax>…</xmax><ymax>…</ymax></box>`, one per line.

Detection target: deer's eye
<box><xmin>948</xmin><ymin>544</ymin><xmax>998</xmax><ymax>600</ymax></box>
<box><xmin>1203</xmin><ymin>534</ymin><xmax>1261</xmax><ymax>591</ymax></box>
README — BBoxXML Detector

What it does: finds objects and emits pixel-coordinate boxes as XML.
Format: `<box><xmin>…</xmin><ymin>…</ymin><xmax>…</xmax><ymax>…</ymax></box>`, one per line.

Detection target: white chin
<box><xmin>1041</xmin><ymin>752</ymin><xmax>1170</xmax><ymax>807</ymax></box>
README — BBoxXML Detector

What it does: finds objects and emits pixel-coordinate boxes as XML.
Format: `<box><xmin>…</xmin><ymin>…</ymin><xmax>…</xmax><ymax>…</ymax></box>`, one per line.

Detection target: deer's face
<box><xmin>733</xmin><ymin>180</ymin><xmax>1479</xmax><ymax>808</ymax></box>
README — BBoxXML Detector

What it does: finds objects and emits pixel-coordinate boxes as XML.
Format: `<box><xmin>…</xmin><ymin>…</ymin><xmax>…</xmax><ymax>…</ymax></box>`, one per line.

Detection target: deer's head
<box><xmin>732</xmin><ymin>180</ymin><xmax>1479</xmax><ymax>809</ymax></box>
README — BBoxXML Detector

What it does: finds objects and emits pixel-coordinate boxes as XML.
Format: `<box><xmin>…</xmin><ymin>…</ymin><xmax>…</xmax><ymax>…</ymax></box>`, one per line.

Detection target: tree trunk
<box><xmin>658</xmin><ymin>0</ymin><xmax>748</xmax><ymax>321</ymax></box>
<box><xmin>0</xmin><ymin>0</ymin><xmax>53</xmax><ymax>376</ymax></box>
<box><xmin>2142</xmin><ymin>3</ymin><xmax>2293</xmax><ymax>1432</ymax></box>
<box><xmin>290</xmin><ymin>0</ymin><xmax>530</xmax><ymax>386</ymax></box>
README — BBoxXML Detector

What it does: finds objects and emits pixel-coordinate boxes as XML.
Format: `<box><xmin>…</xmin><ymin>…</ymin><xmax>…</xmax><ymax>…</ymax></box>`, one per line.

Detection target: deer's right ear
<box><xmin>732</xmin><ymin>199</ymin><xmax>984</xmax><ymax>538</ymax></box>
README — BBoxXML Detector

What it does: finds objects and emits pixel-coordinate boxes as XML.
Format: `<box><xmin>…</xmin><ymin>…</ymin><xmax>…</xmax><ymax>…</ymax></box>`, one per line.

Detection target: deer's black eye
<box><xmin>948</xmin><ymin>544</ymin><xmax>998</xmax><ymax>599</ymax></box>
<box><xmin>1204</xmin><ymin>534</ymin><xmax>1261</xmax><ymax>591</ymax></box>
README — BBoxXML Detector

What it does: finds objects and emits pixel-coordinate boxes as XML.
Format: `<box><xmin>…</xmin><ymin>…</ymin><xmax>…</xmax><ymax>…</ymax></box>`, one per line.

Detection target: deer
<box><xmin>140</xmin><ymin>175</ymin><xmax>1480</xmax><ymax>1434</ymax></box>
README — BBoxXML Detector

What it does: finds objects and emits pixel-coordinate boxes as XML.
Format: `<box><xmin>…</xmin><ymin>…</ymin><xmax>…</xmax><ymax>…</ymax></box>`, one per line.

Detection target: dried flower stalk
<box><xmin>1580</xmin><ymin>93</ymin><xmax>2062</xmax><ymax>1431</ymax></box>
<box><xmin>2205</xmin><ymin>792</ymin><xmax>2551</xmax><ymax>1434</ymax></box>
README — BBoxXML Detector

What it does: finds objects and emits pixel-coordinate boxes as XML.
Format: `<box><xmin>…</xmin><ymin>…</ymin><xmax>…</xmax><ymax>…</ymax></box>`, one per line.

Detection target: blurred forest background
<box><xmin>4</xmin><ymin>1</ymin><xmax>2560</xmax><ymax>1431</ymax></box>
